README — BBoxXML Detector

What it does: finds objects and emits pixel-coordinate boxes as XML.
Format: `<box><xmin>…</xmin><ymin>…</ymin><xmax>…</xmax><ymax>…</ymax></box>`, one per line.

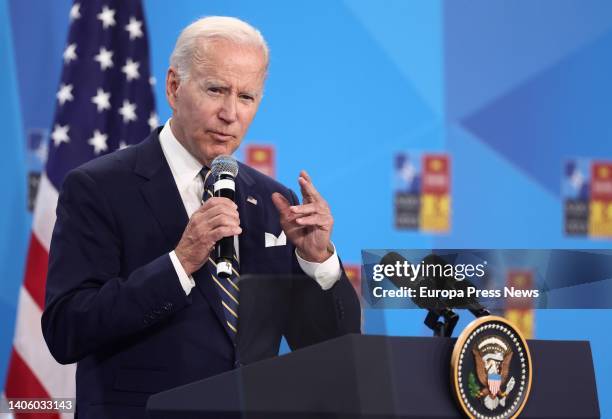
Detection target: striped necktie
<box><xmin>200</xmin><ymin>168</ymin><xmax>240</xmax><ymax>337</ymax></box>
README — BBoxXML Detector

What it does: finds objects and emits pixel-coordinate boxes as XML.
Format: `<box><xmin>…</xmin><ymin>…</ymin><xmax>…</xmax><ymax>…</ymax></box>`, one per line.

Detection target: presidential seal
<box><xmin>451</xmin><ymin>316</ymin><xmax>532</xmax><ymax>419</ymax></box>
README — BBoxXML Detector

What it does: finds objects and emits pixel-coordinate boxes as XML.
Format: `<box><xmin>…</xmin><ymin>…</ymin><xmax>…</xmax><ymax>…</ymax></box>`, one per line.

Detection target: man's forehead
<box><xmin>191</xmin><ymin>39</ymin><xmax>266</xmax><ymax>86</ymax></box>
<box><xmin>194</xmin><ymin>38</ymin><xmax>265</xmax><ymax>68</ymax></box>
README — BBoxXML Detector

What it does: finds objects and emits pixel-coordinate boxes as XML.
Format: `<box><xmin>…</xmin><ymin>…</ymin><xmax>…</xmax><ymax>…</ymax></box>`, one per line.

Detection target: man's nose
<box><xmin>218</xmin><ymin>95</ymin><xmax>238</xmax><ymax>124</ymax></box>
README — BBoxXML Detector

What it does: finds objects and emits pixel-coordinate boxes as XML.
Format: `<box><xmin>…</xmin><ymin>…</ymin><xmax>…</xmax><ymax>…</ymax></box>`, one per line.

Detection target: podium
<box><xmin>146</xmin><ymin>334</ymin><xmax>599</xmax><ymax>418</ymax></box>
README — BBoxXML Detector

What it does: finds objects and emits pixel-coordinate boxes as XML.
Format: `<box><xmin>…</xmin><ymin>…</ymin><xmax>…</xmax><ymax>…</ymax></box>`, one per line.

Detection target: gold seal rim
<box><xmin>450</xmin><ymin>315</ymin><xmax>533</xmax><ymax>419</ymax></box>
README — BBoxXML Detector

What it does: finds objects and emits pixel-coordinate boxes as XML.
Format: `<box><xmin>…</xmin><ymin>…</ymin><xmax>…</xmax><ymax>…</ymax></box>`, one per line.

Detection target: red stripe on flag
<box><xmin>23</xmin><ymin>234</ymin><xmax>49</xmax><ymax>310</ymax></box>
<box><xmin>4</xmin><ymin>348</ymin><xmax>60</xmax><ymax>419</ymax></box>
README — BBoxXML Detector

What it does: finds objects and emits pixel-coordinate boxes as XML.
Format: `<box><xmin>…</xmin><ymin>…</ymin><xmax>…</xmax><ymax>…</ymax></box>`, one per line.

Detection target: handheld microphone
<box><xmin>210</xmin><ymin>155</ymin><xmax>239</xmax><ymax>278</ymax></box>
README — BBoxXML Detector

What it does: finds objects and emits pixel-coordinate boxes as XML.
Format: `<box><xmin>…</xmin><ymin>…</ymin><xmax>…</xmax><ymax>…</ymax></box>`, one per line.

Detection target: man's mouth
<box><xmin>209</xmin><ymin>130</ymin><xmax>234</xmax><ymax>141</ymax></box>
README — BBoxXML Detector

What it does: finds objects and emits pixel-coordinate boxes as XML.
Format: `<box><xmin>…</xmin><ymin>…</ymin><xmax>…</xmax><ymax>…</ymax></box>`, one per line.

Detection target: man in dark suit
<box><xmin>41</xmin><ymin>16</ymin><xmax>360</xmax><ymax>418</ymax></box>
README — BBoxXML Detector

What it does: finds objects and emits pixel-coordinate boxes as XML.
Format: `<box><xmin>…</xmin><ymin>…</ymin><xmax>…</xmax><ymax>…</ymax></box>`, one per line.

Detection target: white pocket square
<box><xmin>265</xmin><ymin>231</ymin><xmax>286</xmax><ymax>247</ymax></box>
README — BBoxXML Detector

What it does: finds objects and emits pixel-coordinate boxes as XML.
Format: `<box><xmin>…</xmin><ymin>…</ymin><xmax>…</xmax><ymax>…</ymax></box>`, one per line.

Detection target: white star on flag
<box><xmin>88</xmin><ymin>129</ymin><xmax>109</xmax><ymax>154</ymax></box>
<box><xmin>148</xmin><ymin>112</ymin><xmax>159</xmax><ymax>131</ymax></box>
<box><xmin>97</xmin><ymin>6</ymin><xmax>116</xmax><ymax>29</ymax></box>
<box><xmin>125</xmin><ymin>17</ymin><xmax>143</xmax><ymax>40</ymax></box>
<box><xmin>63</xmin><ymin>43</ymin><xmax>77</xmax><ymax>64</ymax></box>
<box><xmin>94</xmin><ymin>47</ymin><xmax>114</xmax><ymax>71</ymax></box>
<box><xmin>69</xmin><ymin>3</ymin><xmax>81</xmax><ymax>21</ymax></box>
<box><xmin>119</xmin><ymin>100</ymin><xmax>137</xmax><ymax>123</ymax></box>
<box><xmin>51</xmin><ymin>124</ymin><xmax>70</xmax><ymax>146</ymax></box>
<box><xmin>4</xmin><ymin>0</ymin><xmax>158</xmax><ymax>408</ymax></box>
<box><xmin>122</xmin><ymin>58</ymin><xmax>140</xmax><ymax>81</ymax></box>
<box><xmin>149</xmin><ymin>76</ymin><xmax>156</xmax><ymax>86</ymax></box>
<box><xmin>91</xmin><ymin>88</ymin><xmax>111</xmax><ymax>112</ymax></box>
<box><xmin>56</xmin><ymin>83</ymin><xmax>74</xmax><ymax>105</ymax></box>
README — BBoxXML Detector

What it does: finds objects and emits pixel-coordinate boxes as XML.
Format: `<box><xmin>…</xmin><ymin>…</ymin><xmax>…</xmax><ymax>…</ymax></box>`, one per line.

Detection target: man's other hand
<box><xmin>272</xmin><ymin>170</ymin><xmax>333</xmax><ymax>263</ymax></box>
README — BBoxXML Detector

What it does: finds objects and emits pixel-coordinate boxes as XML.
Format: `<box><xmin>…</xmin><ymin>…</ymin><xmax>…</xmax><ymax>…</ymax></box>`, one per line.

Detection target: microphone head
<box><xmin>211</xmin><ymin>155</ymin><xmax>239</xmax><ymax>178</ymax></box>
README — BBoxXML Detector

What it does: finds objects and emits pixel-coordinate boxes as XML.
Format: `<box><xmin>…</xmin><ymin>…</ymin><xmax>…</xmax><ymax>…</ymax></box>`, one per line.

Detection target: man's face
<box><xmin>166</xmin><ymin>38</ymin><xmax>266</xmax><ymax>167</ymax></box>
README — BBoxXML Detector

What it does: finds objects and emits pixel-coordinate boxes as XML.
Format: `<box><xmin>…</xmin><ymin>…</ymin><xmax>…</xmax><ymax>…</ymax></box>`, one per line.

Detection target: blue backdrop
<box><xmin>2</xmin><ymin>0</ymin><xmax>611</xmax><ymax>415</ymax></box>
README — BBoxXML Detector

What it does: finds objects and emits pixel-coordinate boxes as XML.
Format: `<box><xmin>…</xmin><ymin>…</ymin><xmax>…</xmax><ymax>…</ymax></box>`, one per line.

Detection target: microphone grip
<box><xmin>215</xmin><ymin>238</ymin><xmax>234</xmax><ymax>263</ymax></box>
<box><xmin>214</xmin><ymin>173</ymin><xmax>236</xmax><ymax>278</ymax></box>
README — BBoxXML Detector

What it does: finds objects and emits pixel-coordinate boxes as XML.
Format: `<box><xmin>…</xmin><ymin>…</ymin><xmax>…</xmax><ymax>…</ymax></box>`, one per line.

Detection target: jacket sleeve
<box><xmin>41</xmin><ymin>168</ymin><xmax>191</xmax><ymax>364</ymax></box>
<box><xmin>283</xmin><ymin>189</ymin><xmax>362</xmax><ymax>351</ymax></box>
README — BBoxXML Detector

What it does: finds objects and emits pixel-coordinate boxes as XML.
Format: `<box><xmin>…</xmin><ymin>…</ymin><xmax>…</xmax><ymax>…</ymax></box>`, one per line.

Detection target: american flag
<box><xmin>3</xmin><ymin>1</ymin><xmax>156</xmax><ymax>417</ymax></box>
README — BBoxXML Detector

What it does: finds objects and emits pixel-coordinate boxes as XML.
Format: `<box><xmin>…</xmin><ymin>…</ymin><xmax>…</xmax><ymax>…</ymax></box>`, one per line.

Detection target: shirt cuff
<box><xmin>295</xmin><ymin>243</ymin><xmax>342</xmax><ymax>291</ymax></box>
<box><xmin>169</xmin><ymin>251</ymin><xmax>196</xmax><ymax>295</ymax></box>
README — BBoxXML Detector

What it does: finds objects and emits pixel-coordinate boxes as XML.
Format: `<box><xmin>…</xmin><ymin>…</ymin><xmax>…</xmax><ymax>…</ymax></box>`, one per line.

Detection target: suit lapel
<box><xmin>136</xmin><ymin>131</ymin><xmax>188</xmax><ymax>248</ymax></box>
<box><xmin>235</xmin><ymin>164</ymin><xmax>265</xmax><ymax>277</ymax></box>
<box><xmin>134</xmin><ymin>131</ymin><xmax>230</xmax><ymax>341</ymax></box>
<box><xmin>140</xmin><ymin>167</ymin><xmax>188</xmax><ymax>248</ymax></box>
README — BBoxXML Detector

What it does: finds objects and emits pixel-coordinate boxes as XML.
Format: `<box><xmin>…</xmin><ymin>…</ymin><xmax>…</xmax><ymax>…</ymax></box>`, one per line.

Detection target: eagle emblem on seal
<box><xmin>469</xmin><ymin>335</ymin><xmax>516</xmax><ymax>411</ymax></box>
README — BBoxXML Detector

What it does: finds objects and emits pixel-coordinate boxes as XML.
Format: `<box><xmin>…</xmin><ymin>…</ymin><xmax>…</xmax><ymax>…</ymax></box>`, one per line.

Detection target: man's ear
<box><xmin>166</xmin><ymin>67</ymin><xmax>180</xmax><ymax>111</ymax></box>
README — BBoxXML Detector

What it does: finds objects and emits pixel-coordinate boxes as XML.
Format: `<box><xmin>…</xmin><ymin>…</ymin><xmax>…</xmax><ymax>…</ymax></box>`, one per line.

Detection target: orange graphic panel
<box><xmin>504</xmin><ymin>309</ymin><xmax>534</xmax><ymax>339</ymax></box>
<box><xmin>420</xmin><ymin>154</ymin><xmax>451</xmax><ymax>232</ymax></box>
<box><xmin>589</xmin><ymin>161</ymin><xmax>612</xmax><ymax>237</ymax></box>
<box><xmin>245</xmin><ymin>145</ymin><xmax>275</xmax><ymax>178</ymax></box>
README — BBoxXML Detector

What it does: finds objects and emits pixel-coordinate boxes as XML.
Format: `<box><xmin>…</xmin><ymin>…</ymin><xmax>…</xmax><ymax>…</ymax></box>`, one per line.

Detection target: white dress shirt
<box><xmin>158</xmin><ymin>120</ymin><xmax>342</xmax><ymax>295</ymax></box>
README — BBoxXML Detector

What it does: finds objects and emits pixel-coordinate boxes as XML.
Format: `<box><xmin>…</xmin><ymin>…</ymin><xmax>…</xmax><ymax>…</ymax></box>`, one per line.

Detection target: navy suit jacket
<box><xmin>41</xmin><ymin>129</ymin><xmax>360</xmax><ymax>418</ymax></box>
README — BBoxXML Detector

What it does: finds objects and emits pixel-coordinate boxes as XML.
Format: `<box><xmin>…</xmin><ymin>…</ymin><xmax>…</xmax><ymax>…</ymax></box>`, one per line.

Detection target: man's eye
<box><xmin>208</xmin><ymin>87</ymin><xmax>222</xmax><ymax>95</ymax></box>
<box><xmin>239</xmin><ymin>94</ymin><xmax>254</xmax><ymax>102</ymax></box>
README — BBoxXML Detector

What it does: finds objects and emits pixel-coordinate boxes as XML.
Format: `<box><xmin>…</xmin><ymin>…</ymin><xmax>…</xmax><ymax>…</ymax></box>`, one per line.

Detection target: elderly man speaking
<box><xmin>42</xmin><ymin>16</ymin><xmax>360</xmax><ymax>419</ymax></box>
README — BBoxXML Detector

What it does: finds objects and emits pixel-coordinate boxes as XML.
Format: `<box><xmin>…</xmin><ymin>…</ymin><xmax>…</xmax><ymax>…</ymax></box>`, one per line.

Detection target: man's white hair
<box><xmin>170</xmin><ymin>16</ymin><xmax>269</xmax><ymax>80</ymax></box>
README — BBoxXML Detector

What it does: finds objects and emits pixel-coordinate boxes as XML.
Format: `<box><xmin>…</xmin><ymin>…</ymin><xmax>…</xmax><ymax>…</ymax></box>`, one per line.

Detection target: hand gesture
<box><xmin>272</xmin><ymin>171</ymin><xmax>333</xmax><ymax>263</ymax></box>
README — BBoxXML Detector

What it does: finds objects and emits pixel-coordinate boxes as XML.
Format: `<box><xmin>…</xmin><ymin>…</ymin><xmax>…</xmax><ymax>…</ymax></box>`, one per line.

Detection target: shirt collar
<box><xmin>159</xmin><ymin>119</ymin><xmax>203</xmax><ymax>187</ymax></box>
